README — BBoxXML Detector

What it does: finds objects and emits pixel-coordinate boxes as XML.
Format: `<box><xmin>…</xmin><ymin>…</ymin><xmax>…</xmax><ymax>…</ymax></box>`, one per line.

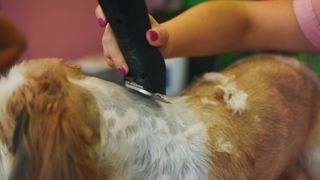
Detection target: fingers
<box><xmin>95</xmin><ymin>6</ymin><xmax>107</xmax><ymax>27</ymax></box>
<box><xmin>96</xmin><ymin>6</ymin><xmax>168</xmax><ymax>73</ymax></box>
<box><xmin>149</xmin><ymin>15</ymin><xmax>160</xmax><ymax>27</ymax></box>
<box><xmin>146</xmin><ymin>16</ymin><xmax>170</xmax><ymax>57</ymax></box>
<box><xmin>146</xmin><ymin>27</ymin><xmax>170</xmax><ymax>58</ymax></box>
<box><xmin>102</xmin><ymin>24</ymin><xmax>128</xmax><ymax>73</ymax></box>
<box><xmin>96</xmin><ymin>5</ymin><xmax>128</xmax><ymax>74</ymax></box>
<box><xmin>146</xmin><ymin>27</ymin><xmax>169</xmax><ymax>47</ymax></box>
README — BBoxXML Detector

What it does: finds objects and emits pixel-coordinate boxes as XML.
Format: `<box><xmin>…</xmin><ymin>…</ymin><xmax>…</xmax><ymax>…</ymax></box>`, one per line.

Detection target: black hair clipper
<box><xmin>98</xmin><ymin>0</ymin><xmax>167</xmax><ymax>101</ymax></box>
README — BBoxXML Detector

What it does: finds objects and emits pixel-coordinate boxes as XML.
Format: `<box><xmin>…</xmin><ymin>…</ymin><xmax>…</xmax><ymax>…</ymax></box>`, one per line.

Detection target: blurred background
<box><xmin>1</xmin><ymin>0</ymin><xmax>319</xmax><ymax>96</ymax></box>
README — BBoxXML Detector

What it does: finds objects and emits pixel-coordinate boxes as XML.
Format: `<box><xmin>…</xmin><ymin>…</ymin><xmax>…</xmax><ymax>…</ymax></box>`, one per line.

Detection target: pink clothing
<box><xmin>294</xmin><ymin>0</ymin><xmax>320</xmax><ymax>49</ymax></box>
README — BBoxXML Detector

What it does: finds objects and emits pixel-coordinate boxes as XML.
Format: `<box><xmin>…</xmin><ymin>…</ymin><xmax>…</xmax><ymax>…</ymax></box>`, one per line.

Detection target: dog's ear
<box><xmin>12</xmin><ymin>108</ymin><xmax>29</xmax><ymax>155</ymax></box>
<box><xmin>9</xmin><ymin>108</ymin><xmax>31</xmax><ymax>180</ymax></box>
<box><xmin>8</xmin><ymin>61</ymin><xmax>102</xmax><ymax>180</ymax></box>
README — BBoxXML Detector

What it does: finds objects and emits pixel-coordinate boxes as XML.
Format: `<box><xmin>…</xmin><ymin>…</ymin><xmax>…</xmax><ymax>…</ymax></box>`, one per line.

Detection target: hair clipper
<box><xmin>98</xmin><ymin>0</ymin><xmax>167</xmax><ymax>99</ymax></box>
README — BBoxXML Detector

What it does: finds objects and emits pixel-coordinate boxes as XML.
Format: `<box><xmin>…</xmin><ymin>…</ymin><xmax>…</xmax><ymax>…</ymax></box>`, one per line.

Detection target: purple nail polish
<box><xmin>148</xmin><ymin>30</ymin><xmax>158</xmax><ymax>42</ymax></box>
<box><xmin>117</xmin><ymin>67</ymin><xmax>126</xmax><ymax>76</ymax></box>
<box><xmin>98</xmin><ymin>18</ymin><xmax>106</xmax><ymax>27</ymax></box>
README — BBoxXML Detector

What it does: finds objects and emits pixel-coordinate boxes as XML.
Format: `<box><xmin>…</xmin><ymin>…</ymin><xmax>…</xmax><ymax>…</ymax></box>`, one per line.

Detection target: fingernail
<box><xmin>98</xmin><ymin>18</ymin><xmax>106</xmax><ymax>27</ymax></box>
<box><xmin>147</xmin><ymin>30</ymin><xmax>159</xmax><ymax>42</ymax></box>
<box><xmin>117</xmin><ymin>67</ymin><xmax>126</xmax><ymax>76</ymax></box>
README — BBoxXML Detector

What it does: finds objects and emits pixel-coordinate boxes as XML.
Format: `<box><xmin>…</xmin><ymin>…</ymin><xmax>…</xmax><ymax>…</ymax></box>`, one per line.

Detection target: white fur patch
<box><xmin>215</xmin><ymin>83</ymin><xmax>248</xmax><ymax>115</ymax></box>
<box><xmin>0</xmin><ymin>143</ymin><xmax>11</xmax><ymax>179</ymax></box>
<box><xmin>72</xmin><ymin>76</ymin><xmax>210</xmax><ymax>180</ymax></box>
<box><xmin>0</xmin><ymin>64</ymin><xmax>26</xmax><ymax>180</ymax></box>
<box><xmin>215</xmin><ymin>137</ymin><xmax>233</xmax><ymax>154</ymax></box>
<box><xmin>203</xmin><ymin>72</ymin><xmax>234</xmax><ymax>84</ymax></box>
<box><xmin>183</xmin><ymin>123</ymin><xmax>207</xmax><ymax>140</ymax></box>
<box><xmin>200</xmin><ymin>97</ymin><xmax>218</xmax><ymax>106</ymax></box>
<box><xmin>203</xmin><ymin>73</ymin><xmax>248</xmax><ymax>114</ymax></box>
<box><xmin>0</xmin><ymin>64</ymin><xmax>26</xmax><ymax>115</ymax></box>
<box><xmin>103</xmin><ymin>109</ymin><xmax>138</xmax><ymax>137</ymax></box>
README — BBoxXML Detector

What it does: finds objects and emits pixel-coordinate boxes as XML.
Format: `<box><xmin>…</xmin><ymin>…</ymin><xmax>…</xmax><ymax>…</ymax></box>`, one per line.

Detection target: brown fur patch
<box><xmin>184</xmin><ymin>55</ymin><xmax>320</xmax><ymax>179</ymax></box>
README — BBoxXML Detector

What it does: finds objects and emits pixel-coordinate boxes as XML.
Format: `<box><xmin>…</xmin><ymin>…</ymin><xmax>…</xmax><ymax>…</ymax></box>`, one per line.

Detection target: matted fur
<box><xmin>0</xmin><ymin>55</ymin><xmax>319</xmax><ymax>180</ymax></box>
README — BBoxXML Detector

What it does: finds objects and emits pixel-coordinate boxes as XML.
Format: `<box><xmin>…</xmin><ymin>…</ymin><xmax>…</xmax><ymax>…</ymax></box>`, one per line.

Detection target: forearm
<box><xmin>162</xmin><ymin>0</ymin><xmax>317</xmax><ymax>58</ymax></box>
<box><xmin>162</xmin><ymin>1</ymin><xmax>250</xmax><ymax>57</ymax></box>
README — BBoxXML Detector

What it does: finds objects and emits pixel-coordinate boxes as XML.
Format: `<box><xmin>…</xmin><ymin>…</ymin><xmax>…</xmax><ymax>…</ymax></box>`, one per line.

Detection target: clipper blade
<box><xmin>125</xmin><ymin>80</ymin><xmax>170</xmax><ymax>103</ymax></box>
<box><xmin>125</xmin><ymin>81</ymin><xmax>152</xmax><ymax>96</ymax></box>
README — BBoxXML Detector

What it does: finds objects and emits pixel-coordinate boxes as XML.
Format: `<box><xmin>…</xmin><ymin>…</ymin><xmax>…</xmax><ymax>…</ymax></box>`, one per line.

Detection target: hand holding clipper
<box><xmin>97</xmin><ymin>0</ymin><xmax>166</xmax><ymax>95</ymax></box>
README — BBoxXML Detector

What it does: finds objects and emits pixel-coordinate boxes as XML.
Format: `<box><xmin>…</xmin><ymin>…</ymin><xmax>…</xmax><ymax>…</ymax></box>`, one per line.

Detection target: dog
<box><xmin>0</xmin><ymin>54</ymin><xmax>319</xmax><ymax>180</ymax></box>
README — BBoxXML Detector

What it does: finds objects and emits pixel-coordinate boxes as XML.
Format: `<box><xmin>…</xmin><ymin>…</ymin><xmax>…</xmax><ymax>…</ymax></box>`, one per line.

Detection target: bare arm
<box><xmin>162</xmin><ymin>0</ymin><xmax>316</xmax><ymax>58</ymax></box>
<box><xmin>0</xmin><ymin>13</ymin><xmax>27</xmax><ymax>70</ymax></box>
<box><xmin>96</xmin><ymin>0</ymin><xmax>317</xmax><ymax>72</ymax></box>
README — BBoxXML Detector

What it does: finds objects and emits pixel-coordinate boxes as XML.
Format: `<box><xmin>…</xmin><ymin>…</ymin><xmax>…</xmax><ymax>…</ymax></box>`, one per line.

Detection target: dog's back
<box><xmin>226</xmin><ymin>55</ymin><xmax>320</xmax><ymax>179</ymax></box>
<box><xmin>184</xmin><ymin>54</ymin><xmax>320</xmax><ymax>179</ymax></box>
<box><xmin>1</xmin><ymin>54</ymin><xmax>319</xmax><ymax>180</ymax></box>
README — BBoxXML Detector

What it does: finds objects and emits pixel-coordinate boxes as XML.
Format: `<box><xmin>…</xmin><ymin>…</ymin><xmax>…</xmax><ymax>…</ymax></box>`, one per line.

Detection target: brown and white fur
<box><xmin>0</xmin><ymin>54</ymin><xmax>319</xmax><ymax>180</ymax></box>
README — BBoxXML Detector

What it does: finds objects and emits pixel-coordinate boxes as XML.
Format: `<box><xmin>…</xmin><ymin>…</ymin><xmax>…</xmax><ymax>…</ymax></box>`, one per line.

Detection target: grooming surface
<box><xmin>0</xmin><ymin>54</ymin><xmax>319</xmax><ymax>180</ymax></box>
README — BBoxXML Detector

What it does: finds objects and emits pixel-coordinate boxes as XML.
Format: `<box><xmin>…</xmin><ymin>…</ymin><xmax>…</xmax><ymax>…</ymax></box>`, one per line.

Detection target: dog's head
<box><xmin>0</xmin><ymin>59</ymin><xmax>102</xmax><ymax>180</ymax></box>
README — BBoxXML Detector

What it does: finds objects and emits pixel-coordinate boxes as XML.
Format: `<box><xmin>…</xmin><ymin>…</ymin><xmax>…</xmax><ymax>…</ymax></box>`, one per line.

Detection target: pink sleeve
<box><xmin>293</xmin><ymin>0</ymin><xmax>320</xmax><ymax>49</ymax></box>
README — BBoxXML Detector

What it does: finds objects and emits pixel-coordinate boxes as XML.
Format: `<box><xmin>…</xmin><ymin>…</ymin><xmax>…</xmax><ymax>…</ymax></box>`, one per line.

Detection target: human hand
<box><xmin>95</xmin><ymin>5</ymin><xmax>169</xmax><ymax>75</ymax></box>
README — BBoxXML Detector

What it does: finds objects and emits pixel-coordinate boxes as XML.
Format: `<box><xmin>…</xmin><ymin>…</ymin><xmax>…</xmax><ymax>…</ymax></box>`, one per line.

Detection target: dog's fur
<box><xmin>0</xmin><ymin>54</ymin><xmax>319</xmax><ymax>180</ymax></box>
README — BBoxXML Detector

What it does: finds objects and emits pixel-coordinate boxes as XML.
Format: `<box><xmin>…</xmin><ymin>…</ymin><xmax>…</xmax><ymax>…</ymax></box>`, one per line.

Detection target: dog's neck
<box><xmin>71</xmin><ymin>77</ymin><xmax>210</xmax><ymax>180</ymax></box>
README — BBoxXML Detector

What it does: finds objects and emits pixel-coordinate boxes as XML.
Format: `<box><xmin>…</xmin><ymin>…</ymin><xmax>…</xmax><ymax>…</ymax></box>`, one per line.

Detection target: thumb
<box><xmin>146</xmin><ymin>26</ymin><xmax>169</xmax><ymax>48</ymax></box>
